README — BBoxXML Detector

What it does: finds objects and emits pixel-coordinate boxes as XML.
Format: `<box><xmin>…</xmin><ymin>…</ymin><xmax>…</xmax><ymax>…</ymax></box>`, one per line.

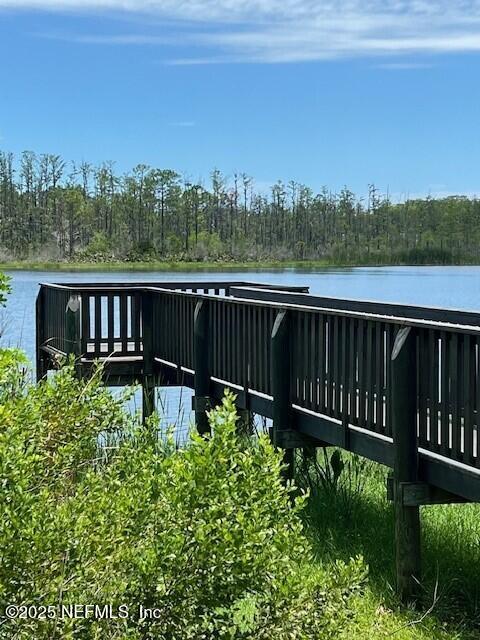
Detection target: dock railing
<box><xmin>36</xmin><ymin>279</ymin><xmax>480</xmax><ymax>601</ymax></box>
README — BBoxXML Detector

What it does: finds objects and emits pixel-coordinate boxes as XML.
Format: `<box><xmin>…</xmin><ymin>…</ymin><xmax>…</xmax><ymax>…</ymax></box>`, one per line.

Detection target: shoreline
<box><xmin>1</xmin><ymin>259</ymin><xmax>479</xmax><ymax>272</ymax></box>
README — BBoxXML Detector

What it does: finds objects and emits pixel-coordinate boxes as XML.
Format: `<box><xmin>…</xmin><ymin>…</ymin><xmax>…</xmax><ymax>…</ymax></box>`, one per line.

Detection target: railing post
<box><xmin>391</xmin><ymin>326</ymin><xmax>421</xmax><ymax>603</ymax></box>
<box><xmin>35</xmin><ymin>287</ymin><xmax>46</xmax><ymax>382</ymax></box>
<box><xmin>194</xmin><ymin>299</ymin><xmax>210</xmax><ymax>435</ymax></box>
<box><xmin>65</xmin><ymin>293</ymin><xmax>83</xmax><ymax>379</ymax></box>
<box><xmin>65</xmin><ymin>293</ymin><xmax>81</xmax><ymax>357</ymax></box>
<box><xmin>271</xmin><ymin>310</ymin><xmax>294</xmax><ymax>482</ymax></box>
<box><xmin>142</xmin><ymin>291</ymin><xmax>156</xmax><ymax>422</ymax></box>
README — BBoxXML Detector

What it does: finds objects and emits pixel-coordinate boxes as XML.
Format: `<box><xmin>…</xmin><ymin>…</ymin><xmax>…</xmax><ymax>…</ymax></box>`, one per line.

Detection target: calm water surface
<box><xmin>4</xmin><ymin>265</ymin><xmax>480</xmax><ymax>359</ymax></box>
<box><xmin>3</xmin><ymin>266</ymin><xmax>480</xmax><ymax>428</ymax></box>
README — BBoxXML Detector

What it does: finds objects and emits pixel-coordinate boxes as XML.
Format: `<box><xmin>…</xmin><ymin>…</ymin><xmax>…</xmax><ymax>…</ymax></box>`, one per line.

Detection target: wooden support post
<box><xmin>271</xmin><ymin>310</ymin><xmax>294</xmax><ymax>482</ymax></box>
<box><xmin>65</xmin><ymin>293</ymin><xmax>82</xmax><ymax>379</ymax></box>
<box><xmin>35</xmin><ymin>287</ymin><xmax>46</xmax><ymax>382</ymax></box>
<box><xmin>194</xmin><ymin>299</ymin><xmax>210</xmax><ymax>436</ymax></box>
<box><xmin>142</xmin><ymin>291</ymin><xmax>156</xmax><ymax>422</ymax></box>
<box><xmin>391</xmin><ymin>326</ymin><xmax>421</xmax><ymax>603</ymax></box>
<box><xmin>65</xmin><ymin>294</ymin><xmax>81</xmax><ymax>357</ymax></box>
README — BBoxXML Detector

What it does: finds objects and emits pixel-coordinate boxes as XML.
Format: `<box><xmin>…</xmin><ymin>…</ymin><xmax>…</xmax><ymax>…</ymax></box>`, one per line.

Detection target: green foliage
<box><xmin>2</xmin><ymin>147</ymin><xmax>480</xmax><ymax>264</ymax></box>
<box><xmin>0</xmin><ymin>357</ymin><xmax>365</xmax><ymax>639</ymax></box>
<box><xmin>0</xmin><ymin>272</ymin><xmax>10</xmax><ymax>307</ymax></box>
<box><xmin>81</xmin><ymin>231</ymin><xmax>113</xmax><ymax>258</ymax></box>
<box><xmin>304</xmin><ymin>449</ymin><xmax>480</xmax><ymax>638</ymax></box>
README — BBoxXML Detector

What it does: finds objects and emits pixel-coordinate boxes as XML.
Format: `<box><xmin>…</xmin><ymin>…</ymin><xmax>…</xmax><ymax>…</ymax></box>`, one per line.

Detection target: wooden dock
<box><xmin>36</xmin><ymin>279</ymin><xmax>480</xmax><ymax>601</ymax></box>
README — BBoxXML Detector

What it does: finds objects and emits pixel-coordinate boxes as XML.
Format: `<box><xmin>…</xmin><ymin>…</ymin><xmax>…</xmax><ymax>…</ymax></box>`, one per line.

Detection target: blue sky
<box><xmin>0</xmin><ymin>1</ymin><xmax>480</xmax><ymax>198</ymax></box>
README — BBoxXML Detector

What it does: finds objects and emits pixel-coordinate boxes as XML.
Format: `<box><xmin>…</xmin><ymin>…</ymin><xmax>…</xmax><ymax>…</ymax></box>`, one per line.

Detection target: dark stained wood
<box><xmin>194</xmin><ymin>299</ymin><xmax>210</xmax><ymax>435</ymax></box>
<box><xmin>37</xmin><ymin>281</ymin><xmax>480</xmax><ymax>512</ymax></box>
<box><xmin>141</xmin><ymin>291</ymin><xmax>155</xmax><ymax>422</ymax></box>
<box><xmin>391</xmin><ymin>326</ymin><xmax>421</xmax><ymax>603</ymax></box>
<box><xmin>35</xmin><ymin>286</ymin><xmax>45</xmax><ymax>381</ymax></box>
<box><xmin>271</xmin><ymin>309</ymin><xmax>294</xmax><ymax>481</ymax></box>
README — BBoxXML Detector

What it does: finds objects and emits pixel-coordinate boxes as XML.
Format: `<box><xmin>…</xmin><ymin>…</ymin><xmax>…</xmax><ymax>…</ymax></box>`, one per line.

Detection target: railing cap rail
<box><xmin>39</xmin><ymin>281</ymin><xmax>480</xmax><ymax>334</ymax></box>
<box><xmin>39</xmin><ymin>281</ymin><xmax>309</xmax><ymax>293</ymax></box>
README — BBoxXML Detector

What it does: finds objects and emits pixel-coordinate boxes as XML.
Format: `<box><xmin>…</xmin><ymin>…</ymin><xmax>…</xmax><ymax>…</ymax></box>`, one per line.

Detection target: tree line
<box><xmin>0</xmin><ymin>149</ymin><xmax>478</xmax><ymax>264</ymax></box>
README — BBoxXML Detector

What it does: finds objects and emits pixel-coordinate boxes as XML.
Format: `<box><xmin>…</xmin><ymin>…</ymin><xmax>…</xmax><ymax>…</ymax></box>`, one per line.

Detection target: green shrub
<box><xmin>82</xmin><ymin>232</ymin><xmax>114</xmax><ymax>258</ymax></box>
<box><xmin>0</xmin><ymin>355</ymin><xmax>366</xmax><ymax>639</ymax></box>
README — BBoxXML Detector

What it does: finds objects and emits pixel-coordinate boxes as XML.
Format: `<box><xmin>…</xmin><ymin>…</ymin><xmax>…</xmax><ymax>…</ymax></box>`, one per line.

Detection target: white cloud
<box><xmin>7</xmin><ymin>1</ymin><xmax>480</xmax><ymax>63</ymax></box>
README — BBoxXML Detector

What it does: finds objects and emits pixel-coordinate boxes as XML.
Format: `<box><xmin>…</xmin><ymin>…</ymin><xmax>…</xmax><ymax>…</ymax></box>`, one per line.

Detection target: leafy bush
<box><xmin>0</xmin><ymin>355</ymin><xmax>366</xmax><ymax>639</ymax></box>
<box><xmin>76</xmin><ymin>232</ymin><xmax>116</xmax><ymax>261</ymax></box>
<box><xmin>0</xmin><ymin>273</ymin><xmax>10</xmax><ymax>308</ymax></box>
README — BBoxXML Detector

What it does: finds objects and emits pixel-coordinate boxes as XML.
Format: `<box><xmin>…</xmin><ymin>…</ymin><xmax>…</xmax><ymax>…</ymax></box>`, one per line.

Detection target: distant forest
<box><xmin>0</xmin><ymin>149</ymin><xmax>478</xmax><ymax>264</ymax></box>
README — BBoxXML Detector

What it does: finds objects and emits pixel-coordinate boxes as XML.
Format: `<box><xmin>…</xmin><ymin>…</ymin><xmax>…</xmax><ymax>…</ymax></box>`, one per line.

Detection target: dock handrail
<box><xmin>35</xmin><ymin>277</ymin><xmax>480</xmax><ymax>600</ymax></box>
<box><xmin>36</xmin><ymin>280</ymin><xmax>480</xmax><ymax>503</ymax></box>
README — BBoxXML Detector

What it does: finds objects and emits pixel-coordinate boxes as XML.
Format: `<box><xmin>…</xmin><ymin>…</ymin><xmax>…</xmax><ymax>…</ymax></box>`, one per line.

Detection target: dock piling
<box><xmin>271</xmin><ymin>310</ymin><xmax>295</xmax><ymax>482</ymax></box>
<box><xmin>391</xmin><ymin>326</ymin><xmax>421</xmax><ymax>603</ymax></box>
<box><xmin>194</xmin><ymin>299</ymin><xmax>211</xmax><ymax>435</ymax></box>
<box><xmin>141</xmin><ymin>291</ymin><xmax>156</xmax><ymax>422</ymax></box>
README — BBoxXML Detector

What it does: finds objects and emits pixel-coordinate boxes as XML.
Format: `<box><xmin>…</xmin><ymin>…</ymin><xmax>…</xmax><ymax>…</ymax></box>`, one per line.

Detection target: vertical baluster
<box><xmin>475</xmin><ymin>336</ymin><xmax>480</xmax><ymax>467</ymax></box>
<box><xmin>318</xmin><ymin>314</ymin><xmax>326</xmax><ymax>412</ymax></box>
<box><xmin>107</xmin><ymin>294</ymin><xmax>114</xmax><ymax>355</ymax></box>
<box><xmin>429</xmin><ymin>331</ymin><xmax>439</xmax><ymax>449</ymax></box>
<box><xmin>451</xmin><ymin>333</ymin><xmax>459</xmax><ymax>458</ymax></box>
<box><xmin>248</xmin><ymin>304</ymin><xmax>254</xmax><ymax>389</ymax></box>
<box><xmin>464</xmin><ymin>334</ymin><xmax>474</xmax><ymax>464</ymax></box>
<box><xmin>241</xmin><ymin>304</ymin><xmax>248</xmax><ymax>391</ymax></box>
<box><xmin>182</xmin><ymin>297</ymin><xmax>187</xmax><ymax>365</ymax></box>
<box><xmin>218</xmin><ymin>300</ymin><xmax>223</xmax><ymax>378</ymax></box>
<box><xmin>357</xmin><ymin>319</ymin><xmax>366</xmax><ymax>427</ymax></box>
<box><xmin>341</xmin><ymin>316</ymin><xmax>348</xmax><ymax>421</ymax></box>
<box><xmin>212</xmin><ymin>300</ymin><xmax>217</xmax><ymax>377</ymax></box>
<box><xmin>366</xmin><ymin>321</ymin><xmax>374</xmax><ymax>429</ymax></box>
<box><xmin>310</xmin><ymin>314</ymin><xmax>318</xmax><ymax>410</ymax></box>
<box><xmin>385</xmin><ymin>324</ymin><xmax>393</xmax><ymax>436</ymax></box>
<box><xmin>293</xmin><ymin>312</ymin><xmax>300</xmax><ymax>403</ymax></box>
<box><xmin>81</xmin><ymin>293</ymin><xmax>90</xmax><ymax>357</ymax></box>
<box><xmin>332</xmin><ymin>316</ymin><xmax>340</xmax><ymax>417</ymax></box>
<box><xmin>256</xmin><ymin>307</ymin><xmax>262</xmax><ymax>392</ymax></box>
<box><xmin>263</xmin><ymin>310</ymin><xmax>269</xmax><ymax>394</ymax></box>
<box><xmin>349</xmin><ymin>318</ymin><xmax>356</xmax><ymax>421</ymax></box>
<box><xmin>375</xmin><ymin>323</ymin><xmax>383</xmax><ymax>432</ymax></box>
<box><xmin>226</xmin><ymin>303</ymin><xmax>231</xmax><ymax>381</ymax></box>
<box><xmin>94</xmin><ymin>295</ymin><xmax>102</xmax><ymax>355</ymax></box>
<box><xmin>230</xmin><ymin>302</ymin><xmax>234</xmax><ymax>382</ymax></box>
<box><xmin>303</xmin><ymin>313</ymin><xmax>310</xmax><ymax>406</ymax></box>
<box><xmin>234</xmin><ymin>303</ymin><xmax>239</xmax><ymax>384</ymax></box>
<box><xmin>174</xmin><ymin>296</ymin><xmax>179</xmax><ymax>364</ymax></box>
<box><xmin>417</xmin><ymin>331</ymin><xmax>427</xmax><ymax>447</ymax></box>
<box><xmin>265</xmin><ymin>307</ymin><xmax>275</xmax><ymax>395</ymax></box>
<box><xmin>119</xmin><ymin>293</ymin><xmax>127</xmax><ymax>355</ymax></box>
<box><xmin>221</xmin><ymin>301</ymin><xmax>227</xmax><ymax>381</ymax></box>
<box><xmin>440</xmin><ymin>331</ymin><xmax>449</xmax><ymax>456</ymax></box>
<box><xmin>325</xmin><ymin>318</ymin><xmax>331</xmax><ymax>413</ymax></box>
<box><xmin>133</xmin><ymin>292</ymin><xmax>141</xmax><ymax>354</ymax></box>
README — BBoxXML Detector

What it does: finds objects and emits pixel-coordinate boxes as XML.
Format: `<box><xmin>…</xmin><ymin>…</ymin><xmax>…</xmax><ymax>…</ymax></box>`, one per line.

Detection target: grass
<box><xmin>2</xmin><ymin>257</ymin><xmax>479</xmax><ymax>272</ymax></box>
<box><xmin>300</xmin><ymin>452</ymin><xmax>480</xmax><ymax>639</ymax></box>
<box><xmin>0</xmin><ymin>259</ymin><xmax>337</xmax><ymax>272</ymax></box>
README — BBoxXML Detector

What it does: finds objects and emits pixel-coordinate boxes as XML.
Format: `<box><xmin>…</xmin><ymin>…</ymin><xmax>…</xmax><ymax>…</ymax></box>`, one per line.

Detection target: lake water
<box><xmin>3</xmin><ymin>266</ymin><xmax>480</xmax><ymax>431</ymax></box>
